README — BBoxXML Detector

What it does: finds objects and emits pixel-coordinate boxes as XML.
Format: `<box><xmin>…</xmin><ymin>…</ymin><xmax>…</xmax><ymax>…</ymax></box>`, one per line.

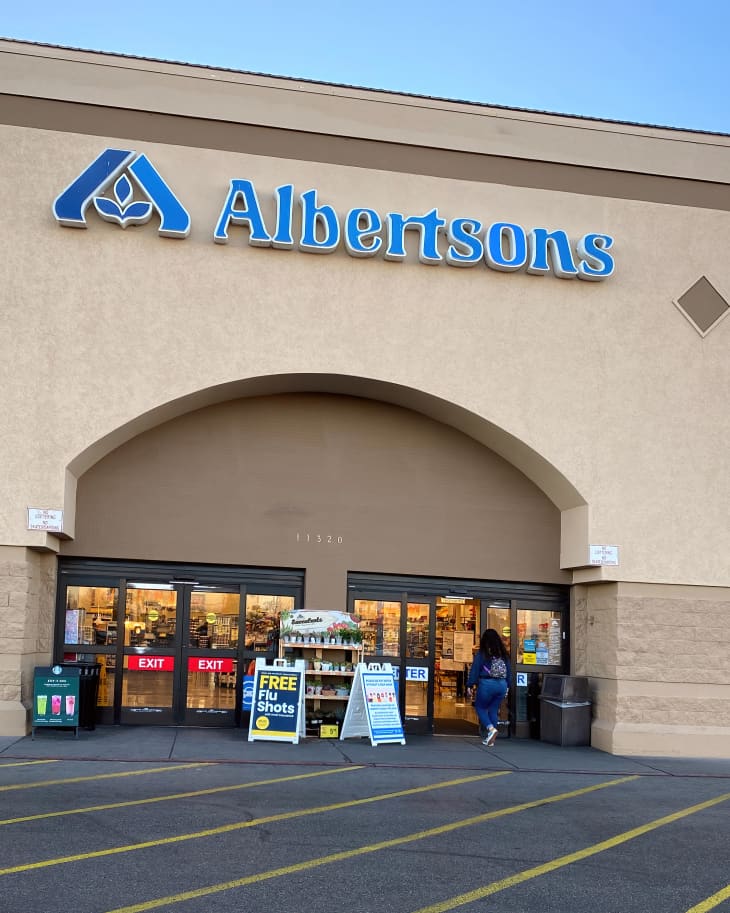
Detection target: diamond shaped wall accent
<box><xmin>674</xmin><ymin>276</ymin><xmax>729</xmax><ymax>337</ymax></box>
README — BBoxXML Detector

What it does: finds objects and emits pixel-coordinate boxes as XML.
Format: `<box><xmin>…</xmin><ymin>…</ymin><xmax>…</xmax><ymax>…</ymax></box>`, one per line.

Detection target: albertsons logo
<box><xmin>53</xmin><ymin>148</ymin><xmax>190</xmax><ymax>238</ymax></box>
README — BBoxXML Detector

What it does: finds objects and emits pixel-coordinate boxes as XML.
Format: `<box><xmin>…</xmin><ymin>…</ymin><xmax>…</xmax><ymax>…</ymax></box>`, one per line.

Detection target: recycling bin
<box><xmin>61</xmin><ymin>661</ymin><xmax>101</xmax><ymax>730</ymax></box>
<box><xmin>539</xmin><ymin>674</ymin><xmax>592</xmax><ymax>746</ymax></box>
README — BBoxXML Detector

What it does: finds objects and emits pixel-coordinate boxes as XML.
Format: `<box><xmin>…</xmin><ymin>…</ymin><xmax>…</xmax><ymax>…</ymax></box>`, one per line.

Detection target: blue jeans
<box><xmin>475</xmin><ymin>678</ymin><xmax>507</xmax><ymax>732</ymax></box>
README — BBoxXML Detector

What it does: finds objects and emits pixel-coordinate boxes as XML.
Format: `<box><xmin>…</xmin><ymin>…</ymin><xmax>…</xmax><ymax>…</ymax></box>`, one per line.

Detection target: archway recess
<box><xmin>66</xmin><ymin>372</ymin><xmax>587</xmax><ymax>512</ymax></box>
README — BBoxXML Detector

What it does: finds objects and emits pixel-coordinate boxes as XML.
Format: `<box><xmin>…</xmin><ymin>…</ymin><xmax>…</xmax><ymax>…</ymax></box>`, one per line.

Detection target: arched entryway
<box><xmin>56</xmin><ymin>383</ymin><xmax>581</xmax><ymax>732</ymax></box>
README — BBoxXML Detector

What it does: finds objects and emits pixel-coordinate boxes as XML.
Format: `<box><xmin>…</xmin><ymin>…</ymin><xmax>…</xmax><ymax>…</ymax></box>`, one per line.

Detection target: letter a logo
<box><xmin>53</xmin><ymin>148</ymin><xmax>191</xmax><ymax>238</ymax></box>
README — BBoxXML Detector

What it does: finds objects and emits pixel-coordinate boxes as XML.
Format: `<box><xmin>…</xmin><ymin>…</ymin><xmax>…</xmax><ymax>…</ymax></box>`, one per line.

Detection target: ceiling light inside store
<box><xmin>128</xmin><ymin>582</ymin><xmax>175</xmax><ymax>590</ymax></box>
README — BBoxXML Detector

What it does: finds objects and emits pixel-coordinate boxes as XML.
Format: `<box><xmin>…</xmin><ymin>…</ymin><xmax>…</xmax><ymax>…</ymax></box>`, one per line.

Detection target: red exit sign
<box><xmin>128</xmin><ymin>655</ymin><xmax>175</xmax><ymax>672</ymax></box>
<box><xmin>188</xmin><ymin>657</ymin><xmax>234</xmax><ymax>673</ymax></box>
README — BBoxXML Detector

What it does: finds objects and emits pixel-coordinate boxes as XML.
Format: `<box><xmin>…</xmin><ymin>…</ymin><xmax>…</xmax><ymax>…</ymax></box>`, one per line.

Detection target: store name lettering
<box><xmin>213</xmin><ymin>181</ymin><xmax>615</xmax><ymax>280</ymax></box>
<box><xmin>53</xmin><ymin>150</ymin><xmax>615</xmax><ymax>282</ymax></box>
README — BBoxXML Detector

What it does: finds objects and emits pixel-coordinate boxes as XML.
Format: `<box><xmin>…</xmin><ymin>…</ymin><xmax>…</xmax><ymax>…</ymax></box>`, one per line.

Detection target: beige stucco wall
<box><xmin>2</xmin><ymin>122</ymin><xmax>728</xmax><ymax>585</ymax></box>
<box><xmin>60</xmin><ymin>393</ymin><xmax>568</xmax><ymax>607</ymax></box>
<box><xmin>1</xmin><ymin>42</ymin><xmax>728</xmax><ymax>752</ymax></box>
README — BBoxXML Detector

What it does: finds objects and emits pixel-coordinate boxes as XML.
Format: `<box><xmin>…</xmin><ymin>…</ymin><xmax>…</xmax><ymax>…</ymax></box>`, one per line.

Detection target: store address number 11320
<box><xmin>296</xmin><ymin>532</ymin><xmax>343</xmax><ymax>544</ymax></box>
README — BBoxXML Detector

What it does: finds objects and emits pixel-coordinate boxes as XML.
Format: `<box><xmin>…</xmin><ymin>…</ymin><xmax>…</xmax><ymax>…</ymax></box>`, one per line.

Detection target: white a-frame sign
<box><xmin>341</xmin><ymin>662</ymin><xmax>406</xmax><ymax>746</ymax></box>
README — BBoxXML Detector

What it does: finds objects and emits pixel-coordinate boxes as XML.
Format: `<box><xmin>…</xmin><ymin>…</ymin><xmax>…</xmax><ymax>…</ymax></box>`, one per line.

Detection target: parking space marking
<box><xmin>0</xmin><ymin>760</ymin><xmax>58</xmax><ymax>768</ymax></box>
<box><xmin>0</xmin><ymin>765</ymin><xmax>362</xmax><ymax>826</ymax></box>
<box><xmin>0</xmin><ymin>770</ymin><xmax>510</xmax><ymax>876</ymax></box>
<box><xmin>0</xmin><ymin>762</ymin><xmax>211</xmax><ymax>792</ymax></box>
<box><xmin>685</xmin><ymin>884</ymin><xmax>730</xmax><ymax>912</ymax></box>
<box><xmin>99</xmin><ymin>775</ymin><xmax>636</xmax><ymax>913</ymax></box>
<box><xmin>409</xmin><ymin>790</ymin><xmax>730</xmax><ymax>913</ymax></box>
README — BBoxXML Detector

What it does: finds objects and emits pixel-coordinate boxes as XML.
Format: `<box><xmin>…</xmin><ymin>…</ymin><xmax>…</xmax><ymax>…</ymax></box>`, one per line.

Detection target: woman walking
<box><xmin>467</xmin><ymin>628</ymin><xmax>510</xmax><ymax>746</ymax></box>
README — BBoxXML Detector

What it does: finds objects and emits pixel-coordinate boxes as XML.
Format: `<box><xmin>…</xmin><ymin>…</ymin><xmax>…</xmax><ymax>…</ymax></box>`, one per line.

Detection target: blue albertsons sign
<box><xmin>53</xmin><ymin>148</ymin><xmax>615</xmax><ymax>280</ymax></box>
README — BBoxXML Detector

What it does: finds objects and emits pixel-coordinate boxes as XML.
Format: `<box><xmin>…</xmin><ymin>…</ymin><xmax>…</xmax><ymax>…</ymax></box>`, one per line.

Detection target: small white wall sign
<box><xmin>589</xmin><ymin>544</ymin><xmax>619</xmax><ymax>566</ymax></box>
<box><xmin>27</xmin><ymin>508</ymin><xmax>64</xmax><ymax>532</ymax></box>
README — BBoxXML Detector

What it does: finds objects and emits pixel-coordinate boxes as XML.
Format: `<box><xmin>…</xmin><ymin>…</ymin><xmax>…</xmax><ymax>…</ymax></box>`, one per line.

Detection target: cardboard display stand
<box><xmin>341</xmin><ymin>662</ymin><xmax>406</xmax><ymax>745</ymax></box>
<box><xmin>247</xmin><ymin>657</ymin><xmax>306</xmax><ymax>744</ymax></box>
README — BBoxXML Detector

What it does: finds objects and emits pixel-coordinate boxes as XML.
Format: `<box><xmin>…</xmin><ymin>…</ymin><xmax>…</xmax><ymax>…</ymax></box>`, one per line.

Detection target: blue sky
<box><xmin>3</xmin><ymin>0</ymin><xmax>729</xmax><ymax>133</ymax></box>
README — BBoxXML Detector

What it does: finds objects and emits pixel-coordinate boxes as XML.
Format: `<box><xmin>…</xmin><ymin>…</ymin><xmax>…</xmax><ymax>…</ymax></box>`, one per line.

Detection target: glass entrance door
<box><xmin>353</xmin><ymin>594</ymin><xmax>436</xmax><ymax>735</ymax></box>
<box><xmin>120</xmin><ymin>585</ymin><xmax>298</xmax><ymax>725</ymax></box>
<box><xmin>121</xmin><ymin>583</ymin><xmax>179</xmax><ymax>724</ymax></box>
<box><xmin>352</xmin><ymin>596</ymin><xmax>406</xmax><ymax>726</ymax></box>
<box><xmin>433</xmin><ymin>597</ymin><xmax>479</xmax><ymax>734</ymax></box>
<box><xmin>402</xmin><ymin>599</ymin><xmax>433</xmax><ymax>734</ymax></box>
<box><xmin>512</xmin><ymin>601</ymin><xmax>565</xmax><ymax>738</ymax></box>
<box><xmin>182</xmin><ymin>587</ymin><xmax>241</xmax><ymax>725</ymax></box>
<box><xmin>348</xmin><ymin>578</ymin><xmax>569</xmax><ymax>739</ymax></box>
<box><xmin>482</xmin><ymin>601</ymin><xmax>512</xmax><ymax>738</ymax></box>
<box><xmin>56</xmin><ymin>560</ymin><xmax>304</xmax><ymax>727</ymax></box>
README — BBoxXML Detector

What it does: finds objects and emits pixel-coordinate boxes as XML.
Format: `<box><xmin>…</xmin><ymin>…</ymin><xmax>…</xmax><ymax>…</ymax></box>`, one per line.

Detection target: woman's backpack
<box><xmin>482</xmin><ymin>656</ymin><xmax>507</xmax><ymax>679</ymax></box>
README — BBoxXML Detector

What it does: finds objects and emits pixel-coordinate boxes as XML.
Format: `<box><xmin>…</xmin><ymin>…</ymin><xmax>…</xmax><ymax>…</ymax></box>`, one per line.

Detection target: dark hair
<box><xmin>480</xmin><ymin>628</ymin><xmax>508</xmax><ymax>662</ymax></box>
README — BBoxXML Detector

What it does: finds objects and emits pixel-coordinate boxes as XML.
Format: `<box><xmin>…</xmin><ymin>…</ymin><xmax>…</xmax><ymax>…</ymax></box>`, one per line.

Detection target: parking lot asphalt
<box><xmin>0</xmin><ymin>729</ymin><xmax>728</xmax><ymax>913</ymax></box>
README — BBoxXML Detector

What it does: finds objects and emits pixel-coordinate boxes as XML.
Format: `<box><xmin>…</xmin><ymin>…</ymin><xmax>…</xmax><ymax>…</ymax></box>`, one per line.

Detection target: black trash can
<box><xmin>61</xmin><ymin>662</ymin><xmax>101</xmax><ymax>730</ymax></box>
<box><xmin>539</xmin><ymin>674</ymin><xmax>592</xmax><ymax>746</ymax></box>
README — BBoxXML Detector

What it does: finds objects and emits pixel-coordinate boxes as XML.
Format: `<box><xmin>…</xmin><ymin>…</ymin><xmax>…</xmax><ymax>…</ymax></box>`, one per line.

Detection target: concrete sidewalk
<box><xmin>1</xmin><ymin>726</ymin><xmax>728</xmax><ymax>778</ymax></box>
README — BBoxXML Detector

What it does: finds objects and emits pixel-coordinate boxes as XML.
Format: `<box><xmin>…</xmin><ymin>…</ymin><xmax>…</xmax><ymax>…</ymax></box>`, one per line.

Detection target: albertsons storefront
<box><xmin>1</xmin><ymin>39</ymin><xmax>728</xmax><ymax>757</ymax></box>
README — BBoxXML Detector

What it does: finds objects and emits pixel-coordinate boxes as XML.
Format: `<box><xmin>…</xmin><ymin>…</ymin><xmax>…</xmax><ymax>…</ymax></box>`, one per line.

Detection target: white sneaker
<box><xmin>485</xmin><ymin>726</ymin><xmax>498</xmax><ymax>747</ymax></box>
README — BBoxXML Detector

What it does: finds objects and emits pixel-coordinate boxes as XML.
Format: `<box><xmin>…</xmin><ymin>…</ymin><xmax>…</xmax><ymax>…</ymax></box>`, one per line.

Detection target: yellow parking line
<box><xmin>685</xmin><ymin>884</ymin><xmax>730</xmax><ymax>913</ymax></box>
<box><xmin>411</xmin><ymin>790</ymin><xmax>730</xmax><ymax>913</ymax></box>
<box><xmin>0</xmin><ymin>762</ymin><xmax>212</xmax><ymax>792</ymax></box>
<box><xmin>0</xmin><ymin>765</ymin><xmax>363</xmax><ymax>826</ymax></box>
<box><xmin>0</xmin><ymin>760</ymin><xmax>58</xmax><ymax>768</ymax></box>
<box><xmin>0</xmin><ymin>770</ymin><xmax>510</xmax><ymax>876</ymax></box>
<box><xmin>101</xmin><ymin>775</ymin><xmax>636</xmax><ymax>913</ymax></box>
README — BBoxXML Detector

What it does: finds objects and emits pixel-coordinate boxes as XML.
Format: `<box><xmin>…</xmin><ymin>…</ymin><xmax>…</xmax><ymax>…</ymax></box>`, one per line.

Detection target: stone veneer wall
<box><xmin>575</xmin><ymin>581</ymin><xmax>730</xmax><ymax>757</ymax></box>
<box><xmin>0</xmin><ymin>547</ymin><xmax>57</xmax><ymax>735</ymax></box>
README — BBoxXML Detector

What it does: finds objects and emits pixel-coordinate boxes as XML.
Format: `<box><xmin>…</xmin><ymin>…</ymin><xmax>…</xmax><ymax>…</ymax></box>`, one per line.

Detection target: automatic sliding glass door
<box><xmin>182</xmin><ymin>587</ymin><xmax>241</xmax><ymax>725</ymax></box>
<box><xmin>120</xmin><ymin>583</ymin><xmax>178</xmax><ymax>724</ymax></box>
<box><xmin>56</xmin><ymin>561</ymin><xmax>304</xmax><ymax>728</ymax></box>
